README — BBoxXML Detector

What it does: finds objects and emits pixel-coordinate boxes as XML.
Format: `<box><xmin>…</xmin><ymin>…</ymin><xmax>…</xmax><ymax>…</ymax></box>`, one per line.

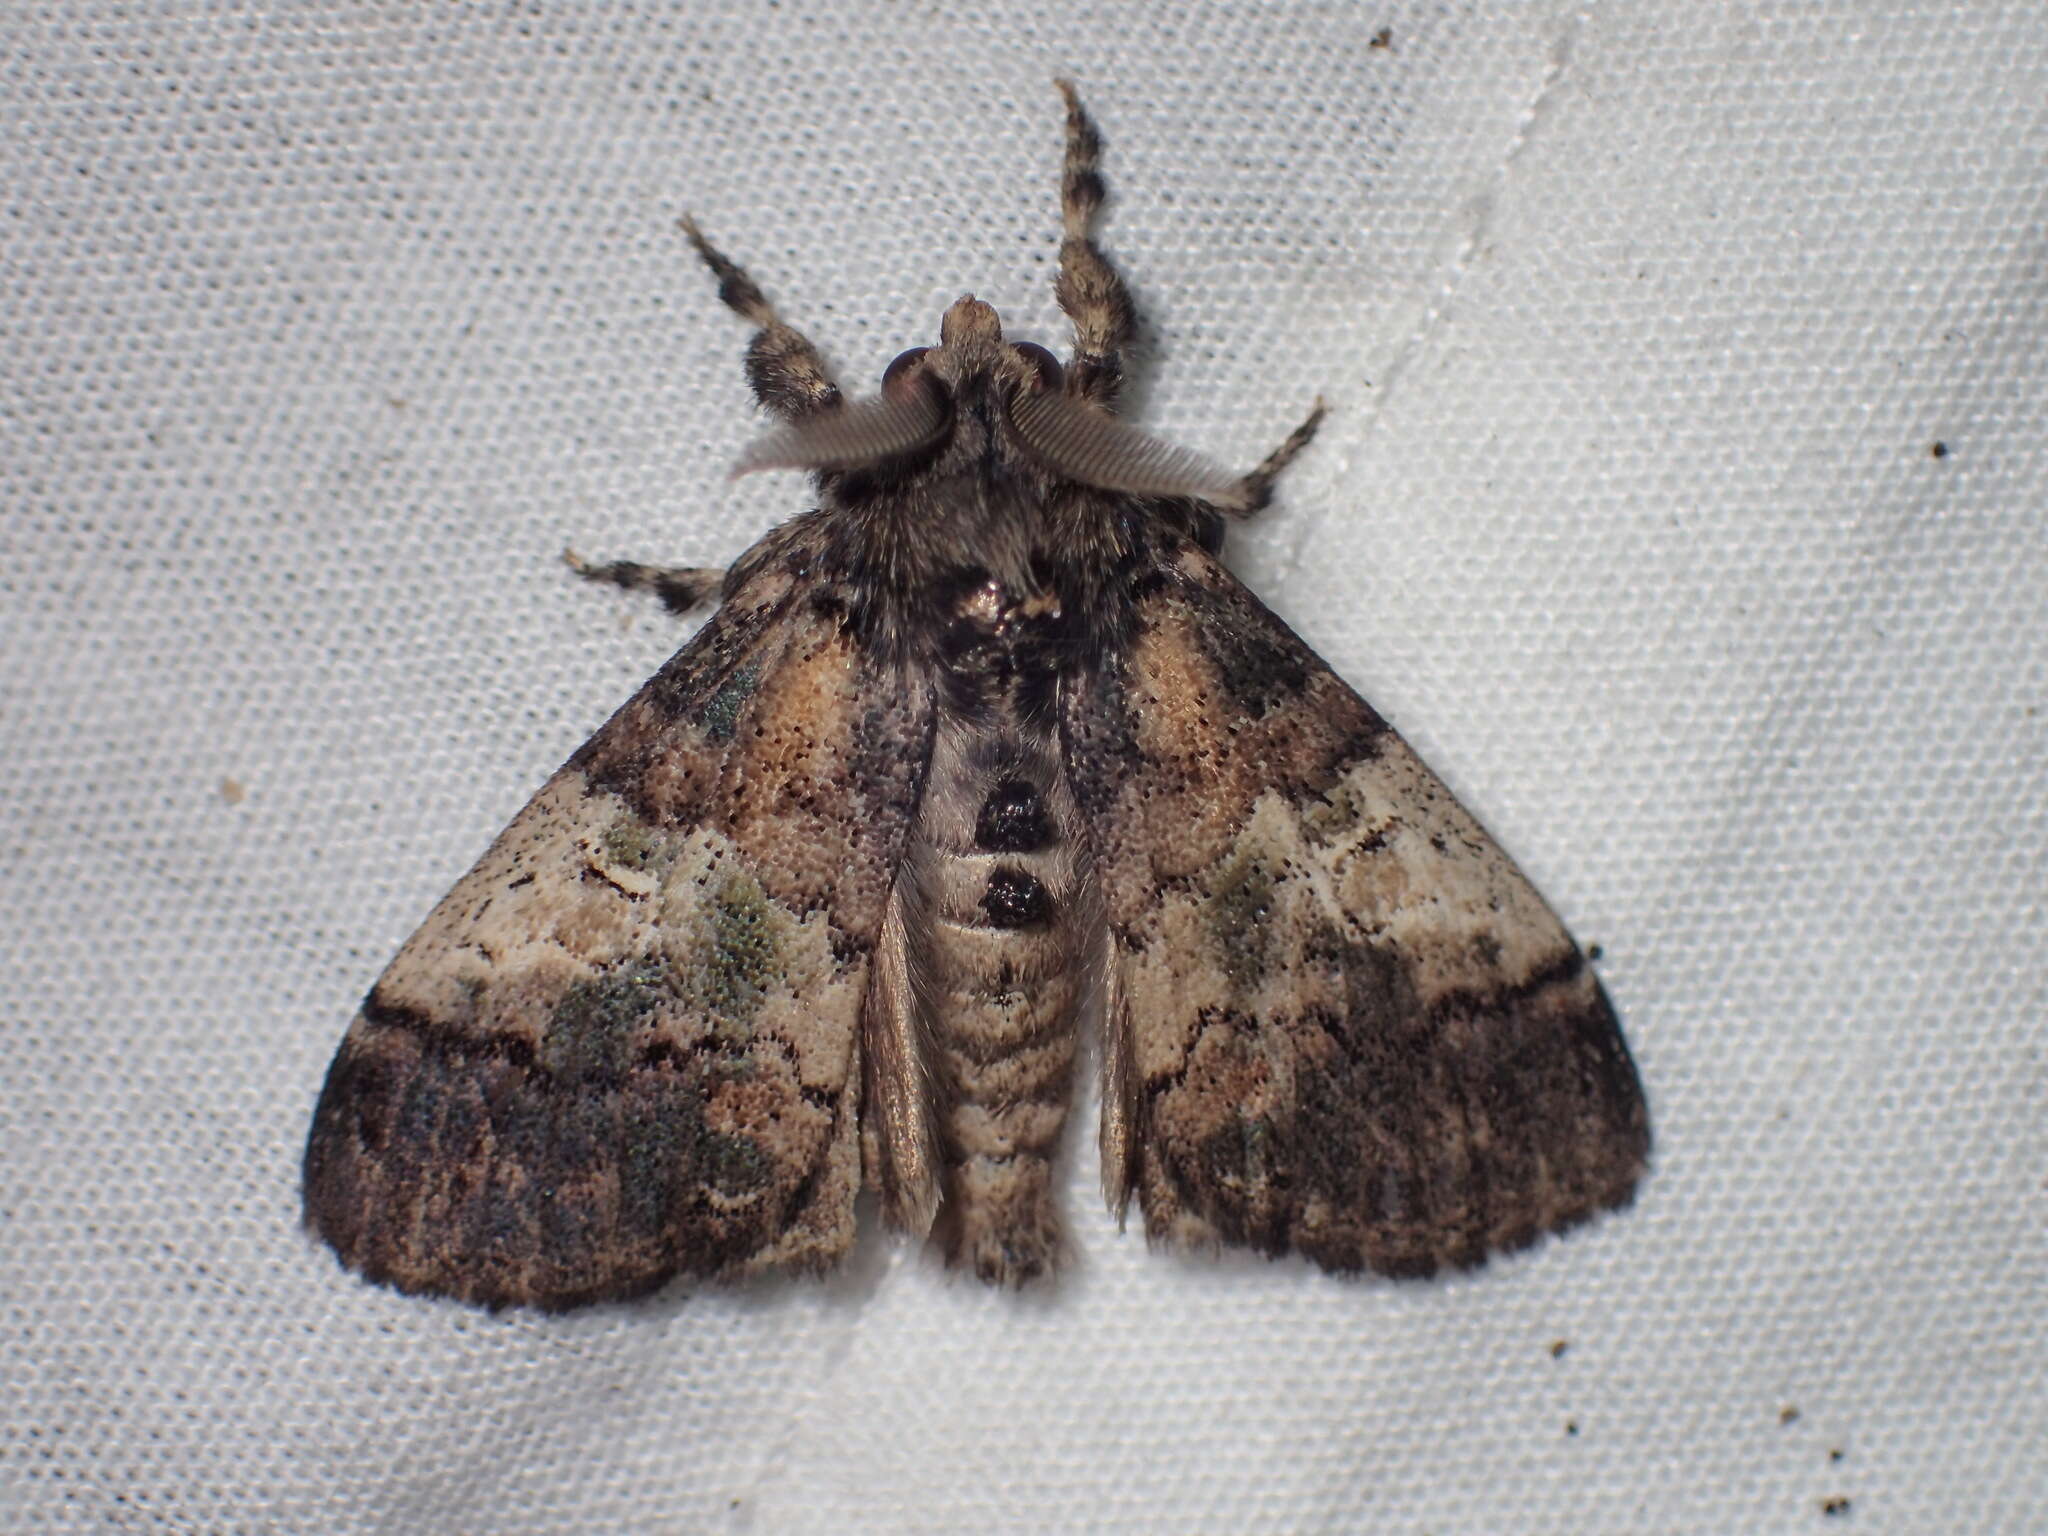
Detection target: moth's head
<box><xmin>879</xmin><ymin>295</ymin><xmax>1066</xmax><ymax>422</ymax></box>
<box><xmin>732</xmin><ymin>295</ymin><xmax>1249</xmax><ymax>511</ymax></box>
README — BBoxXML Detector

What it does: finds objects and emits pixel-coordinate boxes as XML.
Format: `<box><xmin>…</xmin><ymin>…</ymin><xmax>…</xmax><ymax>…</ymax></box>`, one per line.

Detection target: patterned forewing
<box><xmin>303</xmin><ymin>567</ymin><xmax>934</xmax><ymax>1308</ymax></box>
<box><xmin>1063</xmin><ymin>546</ymin><xmax>1647</xmax><ymax>1277</ymax></box>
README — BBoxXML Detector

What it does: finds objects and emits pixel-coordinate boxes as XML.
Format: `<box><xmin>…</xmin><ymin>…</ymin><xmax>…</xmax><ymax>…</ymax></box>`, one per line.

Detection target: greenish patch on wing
<box><xmin>544</xmin><ymin>959</ymin><xmax>671</xmax><ymax>1083</ymax></box>
<box><xmin>620</xmin><ymin>1095</ymin><xmax>772</xmax><ymax>1234</ymax></box>
<box><xmin>620</xmin><ymin>1089</ymin><xmax>695</xmax><ymax>1236</ymax></box>
<box><xmin>698</xmin><ymin>1128</ymin><xmax>774</xmax><ymax>1196</ymax></box>
<box><xmin>1301</xmin><ymin>778</ymin><xmax>1364</xmax><ymax>839</ymax></box>
<box><xmin>1201</xmin><ymin>1111</ymin><xmax>1277</xmax><ymax>1189</ymax></box>
<box><xmin>602</xmin><ymin>820</ymin><xmax>661</xmax><ymax>872</ymax></box>
<box><xmin>697</xmin><ymin>661</ymin><xmax>762</xmax><ymax>742</ymax></box>
<box><xmin>1206</xmin><ymin>847</ymin><xmax>1277</xmax><ymax>992</ymax></box>
<box><xmin>683</xmin><ymin>870</ymin><xmax>780</xmax><ymax>1033</ymax></box>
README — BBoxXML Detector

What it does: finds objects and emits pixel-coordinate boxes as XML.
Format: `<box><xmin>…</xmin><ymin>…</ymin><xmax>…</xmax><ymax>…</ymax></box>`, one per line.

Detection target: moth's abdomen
<box><xmin>910</xmin><ymin>716</ymin><xmax>1089</xmax><ymax>1284</ymax></box>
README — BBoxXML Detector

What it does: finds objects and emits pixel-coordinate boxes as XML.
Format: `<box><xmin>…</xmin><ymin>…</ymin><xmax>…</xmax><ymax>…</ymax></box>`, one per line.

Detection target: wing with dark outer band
<box><xmin>1062</xmin><ymin>544</ymin><xmax>1648</xmax><ymax>1277</ymax></box>
<box><xmin>302</xmin><ymin>563</ymin><xmax>935</xmax><ymax>1310</ymax></box>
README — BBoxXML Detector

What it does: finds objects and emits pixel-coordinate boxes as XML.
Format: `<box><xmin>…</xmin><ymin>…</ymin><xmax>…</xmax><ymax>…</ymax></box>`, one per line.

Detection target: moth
<box><xmin>303</xmin><ymin>84</ymin><xmax>1649</xmax><ymax>1310</ymax></box>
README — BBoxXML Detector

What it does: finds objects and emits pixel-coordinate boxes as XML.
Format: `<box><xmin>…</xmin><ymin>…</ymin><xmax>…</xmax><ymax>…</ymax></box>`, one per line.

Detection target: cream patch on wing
<box><xmin>372</xmin><ymin>772</ymin><xmax>666</xmax><ymax>1036</ymax></box>
<box><xmin>1304</xmin><ymin>740</ymin><xmax>1576</xmax><ymax>1003</ymax></box>
<box><xmin>650</xmin><ymin>826</ymin><xmax>863</xmax><ymax>1091</ymax></box>
<box><xmin>373</xmin><ymin>770</ymin><xmax>862</xmax><ymax>1075</ymax></box>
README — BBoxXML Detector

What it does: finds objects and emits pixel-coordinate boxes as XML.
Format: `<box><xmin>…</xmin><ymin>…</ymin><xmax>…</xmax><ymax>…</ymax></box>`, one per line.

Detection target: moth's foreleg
<box><xmin>680</xmin><ymin>216</ymin><xmax>841</xmax><ymax>422</ymax></box>
<box><xmin>562</xmin><ymin>549</ymin><xmax>725</xmax><ymax>616</ymax></box>
<box><xmin>1052</xmin><ymin>80</ymin><xmax>1137</xmax><ymax>413</ymax></box>
<box><xmin>1235</xmin><ymin>398</ymin><xmax>1328</xmax><ymax>514</ymax></box>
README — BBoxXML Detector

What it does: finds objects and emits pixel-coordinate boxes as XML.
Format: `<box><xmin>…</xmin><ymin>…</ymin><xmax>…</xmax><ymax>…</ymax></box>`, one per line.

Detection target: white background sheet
<box><xmin>3</xmin><ymin>4</ymin><xmax>2041</xmax><ymax>1531</ymax></box>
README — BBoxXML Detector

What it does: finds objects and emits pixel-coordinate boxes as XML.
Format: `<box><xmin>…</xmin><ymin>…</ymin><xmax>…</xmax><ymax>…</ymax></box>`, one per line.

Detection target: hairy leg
<box><xmin>1052</xmin><ymin>81</ymin><xmax>1137</xmax><ymax>412</ymax></box>
<box><xmin>1237</xmin><ymin>399</ymin><xmax>1328</xmax><ymax>514</ymax></box>
<box><xmin>563</xmin><ymin>549</ymin><xmax>725</xmax><ymax>617</ymax></box>
<box><xmin>681</xmin><ymin>216</ymin><xmax>840</xmax><ymax>421</ymax></box>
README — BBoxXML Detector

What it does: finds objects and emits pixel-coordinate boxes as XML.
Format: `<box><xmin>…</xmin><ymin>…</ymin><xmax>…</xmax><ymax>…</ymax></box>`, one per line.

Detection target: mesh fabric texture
<box><xmin>3</xmin><ymin>4</ymin><xmax>2042</xmax><ymax>1531</ymax></box>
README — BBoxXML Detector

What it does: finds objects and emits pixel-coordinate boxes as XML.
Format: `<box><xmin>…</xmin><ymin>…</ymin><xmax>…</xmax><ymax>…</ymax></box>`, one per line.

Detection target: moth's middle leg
<box><xmin>563</xmin><ymin>550</ymin><xmax>724</xmax><ymax>616</ymax></box>
<box><xmin>680</xmin><ymin>216</ymin><xmax>841</xmax><ymax>422</ymax></box>
<box><xmin>1052</xmin><ymin>80</ymin><xmax>1137</xmax><ymax>413</ymax></box>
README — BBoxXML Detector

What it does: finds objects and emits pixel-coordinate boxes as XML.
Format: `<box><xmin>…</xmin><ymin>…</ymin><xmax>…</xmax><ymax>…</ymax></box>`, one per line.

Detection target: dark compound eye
<box><xmin>882</xmin><ymin>346</ymin><xmax>931</xmax><ymax>402</ymax></box>
<box><xmin>1011</xmin><ymin>342</ymin><xmax>1063</xmax><ymax>393</ymax></box>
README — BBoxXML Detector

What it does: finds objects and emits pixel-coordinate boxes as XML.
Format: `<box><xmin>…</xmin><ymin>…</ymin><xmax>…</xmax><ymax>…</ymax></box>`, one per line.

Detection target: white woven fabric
<box><xmin>4</xmin><ymin>4</ymin><xmax>2041</xmax><ymax>1531</ymax></box>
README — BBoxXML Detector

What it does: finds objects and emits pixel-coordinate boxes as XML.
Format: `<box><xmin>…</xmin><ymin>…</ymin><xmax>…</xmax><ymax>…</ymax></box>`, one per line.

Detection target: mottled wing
<box><xmin>1063</xmin><ymin>545</ymin><xmax>1647</xmax><ymax>1277</ymax></box>
<box><xmin>303</xmin><ymin>562</ymin><xmax>933</xmax><ymax>1309</ymax></box>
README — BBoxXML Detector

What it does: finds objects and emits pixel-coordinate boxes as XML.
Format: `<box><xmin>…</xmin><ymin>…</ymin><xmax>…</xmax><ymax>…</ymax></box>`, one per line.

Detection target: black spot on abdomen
<box><xmin>975</xmin><ymin>779</ymin><xmax>1052</xmax><ymax>853</ymax></box>
<box><xmin>981</xmin><ymin>865</ymin><xmax>1050</xmax><ymax>927</ymax></box>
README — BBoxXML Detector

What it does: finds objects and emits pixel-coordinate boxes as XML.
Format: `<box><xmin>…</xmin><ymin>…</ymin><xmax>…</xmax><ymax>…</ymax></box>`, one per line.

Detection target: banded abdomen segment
<box><xmin>906</xmin><ymin>712</ymin><xmax>1089</xmax><ymax>1283</ymax></box>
